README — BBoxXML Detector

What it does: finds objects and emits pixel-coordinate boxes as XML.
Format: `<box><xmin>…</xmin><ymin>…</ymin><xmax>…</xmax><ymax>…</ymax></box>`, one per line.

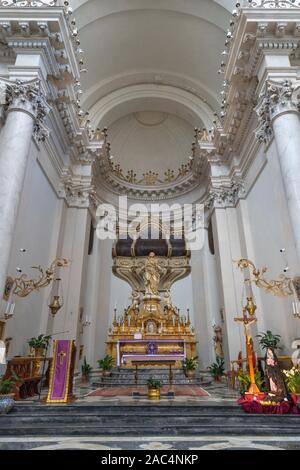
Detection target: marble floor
<box><xmin>0</xmin><ymin>435</ymin><xmax>299</xmax><ymax>450</ymax></box>
<box><xmin>1</xmin><ymin>380</ymin><xmax>298</xmax><ymax>450</ymax></box>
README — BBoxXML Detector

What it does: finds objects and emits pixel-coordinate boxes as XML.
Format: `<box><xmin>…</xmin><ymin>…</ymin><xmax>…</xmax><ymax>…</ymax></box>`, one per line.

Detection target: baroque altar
<box><xmin>106</xmin><ymin>237</ymin><xmax>197</xmax><ymax>367</ymax></box>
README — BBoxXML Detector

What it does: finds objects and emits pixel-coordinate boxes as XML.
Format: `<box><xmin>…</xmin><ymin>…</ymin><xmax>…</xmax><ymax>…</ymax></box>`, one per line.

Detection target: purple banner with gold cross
<box><xmin>46</xmin><ymin>339</ymin><xmax>74</xmax><ymax>403</ymax></box>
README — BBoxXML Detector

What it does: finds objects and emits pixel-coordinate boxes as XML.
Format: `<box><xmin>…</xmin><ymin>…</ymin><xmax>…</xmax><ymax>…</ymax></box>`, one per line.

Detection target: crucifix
<box><xmin>58</xmin><ymin>351</ymin><xmax>66</xmax><ymax>366</ymax></box>
<box><xmin>234</xmin><ymin>297</ymin><xmax>260</xmax><ymax>396</ymax></box>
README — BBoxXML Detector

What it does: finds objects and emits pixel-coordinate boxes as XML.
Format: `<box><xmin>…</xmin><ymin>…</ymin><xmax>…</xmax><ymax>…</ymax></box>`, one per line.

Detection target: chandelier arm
<box><xmin>235</xmin><ymin>258</ymin><xmax>293</xmax><ymax>297</ymax></box>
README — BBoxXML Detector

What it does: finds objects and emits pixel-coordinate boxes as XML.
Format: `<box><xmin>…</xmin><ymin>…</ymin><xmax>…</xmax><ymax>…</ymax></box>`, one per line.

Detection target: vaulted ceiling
<box><xmin>71</xmin><ymin>0</ymin><xmax>234</xmax><ymax>196</ymax></box>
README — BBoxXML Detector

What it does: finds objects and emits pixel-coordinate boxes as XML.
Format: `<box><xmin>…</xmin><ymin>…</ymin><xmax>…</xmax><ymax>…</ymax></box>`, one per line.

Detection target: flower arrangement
<box><xmin>283</xmin><ymin>367</ymin><xmax>300</xmax><ymax>394</ymax></box>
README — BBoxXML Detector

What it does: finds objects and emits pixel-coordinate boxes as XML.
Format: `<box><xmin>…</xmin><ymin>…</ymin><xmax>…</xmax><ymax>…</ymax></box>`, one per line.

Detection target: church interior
<box><xmin>0</xmin><ymin>0</ymin><xmax>300</xmax><ymax>452</ymax></box>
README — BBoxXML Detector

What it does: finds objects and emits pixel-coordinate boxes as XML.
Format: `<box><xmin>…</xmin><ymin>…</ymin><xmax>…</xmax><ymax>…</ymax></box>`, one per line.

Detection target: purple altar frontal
<box><xmin>122</xmin><ymin>353</ymin><xmax>185</xmax><ymax>365</ymax></box>
<box><xmin>118</xmin><ymin>339</ymin><xmax>186</xmax><ymax>343</ymax></box>
<box><xmin>117</xmin><ymin>339</ymin><xmax>187</xmax><ymax>366</ymax></box>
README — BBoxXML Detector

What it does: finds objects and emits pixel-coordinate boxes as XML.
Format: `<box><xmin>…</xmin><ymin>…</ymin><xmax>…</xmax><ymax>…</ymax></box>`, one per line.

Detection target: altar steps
<box><xmin>1</xmin><ymin>404</ymin><xmax>300</xmax><ymax>437</ymax></box>
<box><xmin>90</xmin><ymin>367</ymin><xmax>210</xmax><ymax>387</ymax></box>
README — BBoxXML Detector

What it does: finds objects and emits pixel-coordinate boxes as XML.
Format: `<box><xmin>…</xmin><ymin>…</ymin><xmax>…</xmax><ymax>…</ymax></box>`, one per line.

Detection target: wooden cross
<box><xmin>58</xmin><ymin>351</ymin><xmax>66</xmax><ymax>366</ymax></box>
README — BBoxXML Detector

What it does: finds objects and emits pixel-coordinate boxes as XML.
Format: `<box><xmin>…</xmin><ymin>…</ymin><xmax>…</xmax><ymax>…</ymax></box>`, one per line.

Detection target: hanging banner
<box><xmin>46</xmin><ymin>339</ymin><xmax>75</xmax><ymax>404</ymax></box>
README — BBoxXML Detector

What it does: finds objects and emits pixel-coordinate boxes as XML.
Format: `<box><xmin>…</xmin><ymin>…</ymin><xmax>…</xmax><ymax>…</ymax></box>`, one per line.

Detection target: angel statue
<box><xmin>131</xmin><ymin>290</ymin><xmax>140</xmax><ymax>310</ymax></box>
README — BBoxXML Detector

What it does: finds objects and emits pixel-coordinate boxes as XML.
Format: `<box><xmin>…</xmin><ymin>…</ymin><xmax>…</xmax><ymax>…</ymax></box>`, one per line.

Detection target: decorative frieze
<box><xmin>0</xmin><ymin>1</ymin><xmax>57</xmax><ymax>6</ymax></box>
<box><xmin>255</xmin><ymin>79</ymin><xmax>300</xmax><ymax>143</ymax></box>
<box><xmin>246</xmin><ymin>0</ymin><xmax>300</xmax><ymax>8</ymax></box>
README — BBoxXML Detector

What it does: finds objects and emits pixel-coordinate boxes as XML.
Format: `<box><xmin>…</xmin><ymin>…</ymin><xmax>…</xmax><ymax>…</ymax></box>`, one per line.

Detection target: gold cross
<box><xmin>58</xmin><ymin>351</ymin><xmax>66</xmax><ymax>366</ymax></box>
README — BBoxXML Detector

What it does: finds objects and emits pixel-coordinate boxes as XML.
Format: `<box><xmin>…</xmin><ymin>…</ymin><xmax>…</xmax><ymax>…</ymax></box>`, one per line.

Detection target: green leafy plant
<box><xmin>147</xmin><ymin>377</ymin><xmax>163</xmax><ymax>389</ymax></box>
<box><xmin>256</xmin><ymin>330</ymin><xmax>281</xmax><ymax>351</ymax></box>
<box><xmin>208</xmin><ymin>357</ymin><xmax>225</xmax><ymax>378</ymax></box>
<box><xmin>0</xmin><ymin>378</ymin><xmax>15</xmax><ymax>395</ymax></box>
<box><xmin>237</xmin><ymin>369</ymin><xmax>265</xmax><ymax>395</ymax></box>
<box><xmin>183</xmin><ymin>356</ymin><xmax>198</xmax><ymax>371</ymax></box>
<box><xmin>97</xmin><ymin>355</ymin><xmax>114</xmax><ymax>371</ymax></box>
<box><xmin>283</xmin><ymin>367</ymin><xmax>300</xmax><ymax>394</ymax></box>
<box><xmin>81</xmin><ymin>356</ymin><xmax>93</xmax><ymax>376</ymax></box>
<box><xmin>28</xmin><ymin>334</ymin><xmax>51</xmax><ymax>350</ymax></box>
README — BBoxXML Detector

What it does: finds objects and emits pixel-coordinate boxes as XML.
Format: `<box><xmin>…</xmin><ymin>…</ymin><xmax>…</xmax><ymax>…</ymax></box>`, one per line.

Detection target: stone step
<box><xmin>2</xmin><ymin>415</ymin><xmax>300</xmax><ymax>426</ymax></box>
<box><xmin>1</xmin><ymin>423</ymin><xmax>300</xmax><ymax>437</ymax></box>
<box><xmin>2</xmin><ymin>403</ymin><xmax>299</xmax><ymax>437</ymax></box>
<box><xmin>11</xmin><ymin>404</ymin><xmax>243</xmax><ymax>414</ymax></box>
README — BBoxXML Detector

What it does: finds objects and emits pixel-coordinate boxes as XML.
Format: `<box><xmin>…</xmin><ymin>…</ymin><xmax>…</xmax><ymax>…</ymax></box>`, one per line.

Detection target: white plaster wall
<box><xmin>81</xmin><ymin>238</ymin><xmax>115</xmax><ymax>367</ymax></box>
<box><xmin>109</xmin><ymin>274</ymin><xmax>131</xmax><ymax>322</ymax></box>
<box><xmin>191</xmin><ymin>231</ymin><xmax>223</xmax><ymax>369</ymax></box>
<box><xmin>244</xmin><ymin>140</ymin><xmax>300</xmax><ymax>353</ymax></box>
<box><xmin>171</xmin><ymin>273</ymin><xmax>194</xmax><ymax>322</ymax></box>
<box><xmin>4</xmin><ymin>142</ymin><xmax>60</xmax><ymax>358</ymax></box>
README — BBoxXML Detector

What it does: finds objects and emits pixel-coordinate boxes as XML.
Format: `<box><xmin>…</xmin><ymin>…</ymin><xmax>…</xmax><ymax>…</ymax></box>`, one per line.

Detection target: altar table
<box><xmin>131</xmin><ymin>359</ymin><xmax>177</xmax><ymax>392</ymax></box>
<box><xmin>116</xmin><ymin>339</ymin><xmax>187</xmax><ymax>367</ymax></box>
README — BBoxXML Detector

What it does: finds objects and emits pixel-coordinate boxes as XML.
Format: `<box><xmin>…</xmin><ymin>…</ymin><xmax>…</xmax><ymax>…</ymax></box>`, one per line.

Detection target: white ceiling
<box><xmin>109</xmin><ymin>111</ymin><xmax>194</xmax><ymax>178</ymax></box>
<box><xmin>70</xmin><ymin>0</ymin><xmax>234</xmax><ymax>181</ymax></box>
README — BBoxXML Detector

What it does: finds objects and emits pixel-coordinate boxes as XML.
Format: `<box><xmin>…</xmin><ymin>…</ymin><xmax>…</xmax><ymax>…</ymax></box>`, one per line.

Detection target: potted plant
<box><xmin>208</xmin><ymin>357</ymin><xmax>225</xmax><ymax>382</ymax></box>
<box><xmin>97</xmin><ymin>355</ymin><xmax>114</xmax><ymax>377</ymax></box>
<box><xmin>28</xmin><ymin>334</ymin><xmax>51</xmax><ymax>357</ymax></box>
<box><xmin>237</xmin><ymin>369</ymin><xmax>265</xmax><ymax>396</ymax></box>
<box><xmin>256</xmin><ymin>330</ymin><xmax>281</xmax><ymax>351</ymax></box>
<box><xmin>0</xmin><ymin>378</ymin><xmax>15</xmax><ymax>398</ymax></box>
<box><xmin>283</xmin><ymin>367</ymin><xmax>300</xmax><ymax>400</ymax></box>
<box><xmin>81</xmin><ymin>356</ymin><xmax>93</xmax><ymax>383</ymax></box>
<box><xmin>147</xmin><ymin>377</ymin><xmax>163</xmax><ymax>400</ymax></box>
<box><xmin>0</xmin><ymin>377</ymin><xmax>16</xmax><ymax>415</ymax></box>
<box><xmin>183</xmin><ymin>356</ymin><xmax>198</xmax><ymax>379</ymax></box>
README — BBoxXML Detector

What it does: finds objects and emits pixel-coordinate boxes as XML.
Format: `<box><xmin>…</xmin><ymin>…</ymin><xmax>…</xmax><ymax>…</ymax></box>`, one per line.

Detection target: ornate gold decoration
<box><xmin>138</xmin><ymin>252</ymin><xmax>166</xmax><ymax>297</ymax></box>
<box><xmin>113</xmin><ymin>255</ymin><xmax>190</xmax><ymax>293</ymax></box>
<box><xmin>141</xmin><ymin>171</ymin><xmax>159</xmax><ymax>185</ymax></box>
<box><xmin>7</xmin><ymin>258</ymin><xmax>70</xmax><ymax>298</ymax></box>
<box><xmin>111</xmin><ymin>159</ymin><xmax>193</xmax><ymax>186</ymax></box>
<box><xmin>48</xmin><ymin>294</ymin><xmax>63</xmax><ymax>318</ymax></box>
<box><xmin>236</xmin><ymin>258</ymin><xmax>295</xmax><ymax>297</ymax></box>
<box><xmin>107</xmin><ymin>254</ymin><xmax>196</xmax><ymax>367</ymax></box>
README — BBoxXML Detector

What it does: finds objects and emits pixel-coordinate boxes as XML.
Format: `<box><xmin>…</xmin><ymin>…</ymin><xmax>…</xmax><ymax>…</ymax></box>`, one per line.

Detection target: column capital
<box><xmin>0</xmin><ymin>78</ymin><xmax>51</xmax><ymax>142</ymax></box>
<box><xmin>255</xmin><ymin>79</ymin><xmax>300</xmax><ymax>144</ymax></box>
<box><xmin>205</xmin><ymin>179</ymin><xmax>245</xmax><ymax>210</ymax></box>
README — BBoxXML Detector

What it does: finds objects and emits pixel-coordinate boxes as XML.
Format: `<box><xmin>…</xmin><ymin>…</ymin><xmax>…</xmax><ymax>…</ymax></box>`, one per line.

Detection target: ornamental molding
<box><xmin>0</xmin><ymin>1</ymin><xmax>57</xmax><ymax>5</ymax></box>
<box><xmin>204</xmin><ymin>179</ymin><xmax>245</xmax><ymax>209</ymax></box>
<box><xmin>245</xmin><ymin>0</ymin><xmax>300</xmax><ymax>8</ymax></box>
<box><xmin>0</xmin><ymin>2</ymin><xmax>103</xmax><ymax>163</ymax></box>
<box><xmin>0</xmin><ymin>77</ymin><xmax>50</xmax><ymax>141</ymax></box>
<box><xmin>58</xmin><ymin>172</ymin><xmax>99</xmax><ymax>210</ymax></box>
<box><xmin>211</xmin><ymin>2</ymin><xmax>300</xmax><ymax>160</ymax></box>
<box><xmin>255</xmin><ymin>79</ymin><xmax>300</xmax><ymax>143</ymax></box>
<box><xmin>90</xmin><ymin>129</ymin><xmax>210</xmax><ymax>201</ymax></box>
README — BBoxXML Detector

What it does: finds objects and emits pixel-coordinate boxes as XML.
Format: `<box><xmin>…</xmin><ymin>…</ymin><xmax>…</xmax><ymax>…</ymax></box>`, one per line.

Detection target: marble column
<box><xmin>0</xmin><ymin>78</ymin><xmax>49</xmax><ymax>299</ymax></box>
<box><xmin>211</xmin><ymin>206</ymin><xmax>245</xmax><ymax>363</ymax></box>
<box><xmin>256</xmin><ymin>79</ymin><xmax>300</xmax><ymax>263</ymax></box>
